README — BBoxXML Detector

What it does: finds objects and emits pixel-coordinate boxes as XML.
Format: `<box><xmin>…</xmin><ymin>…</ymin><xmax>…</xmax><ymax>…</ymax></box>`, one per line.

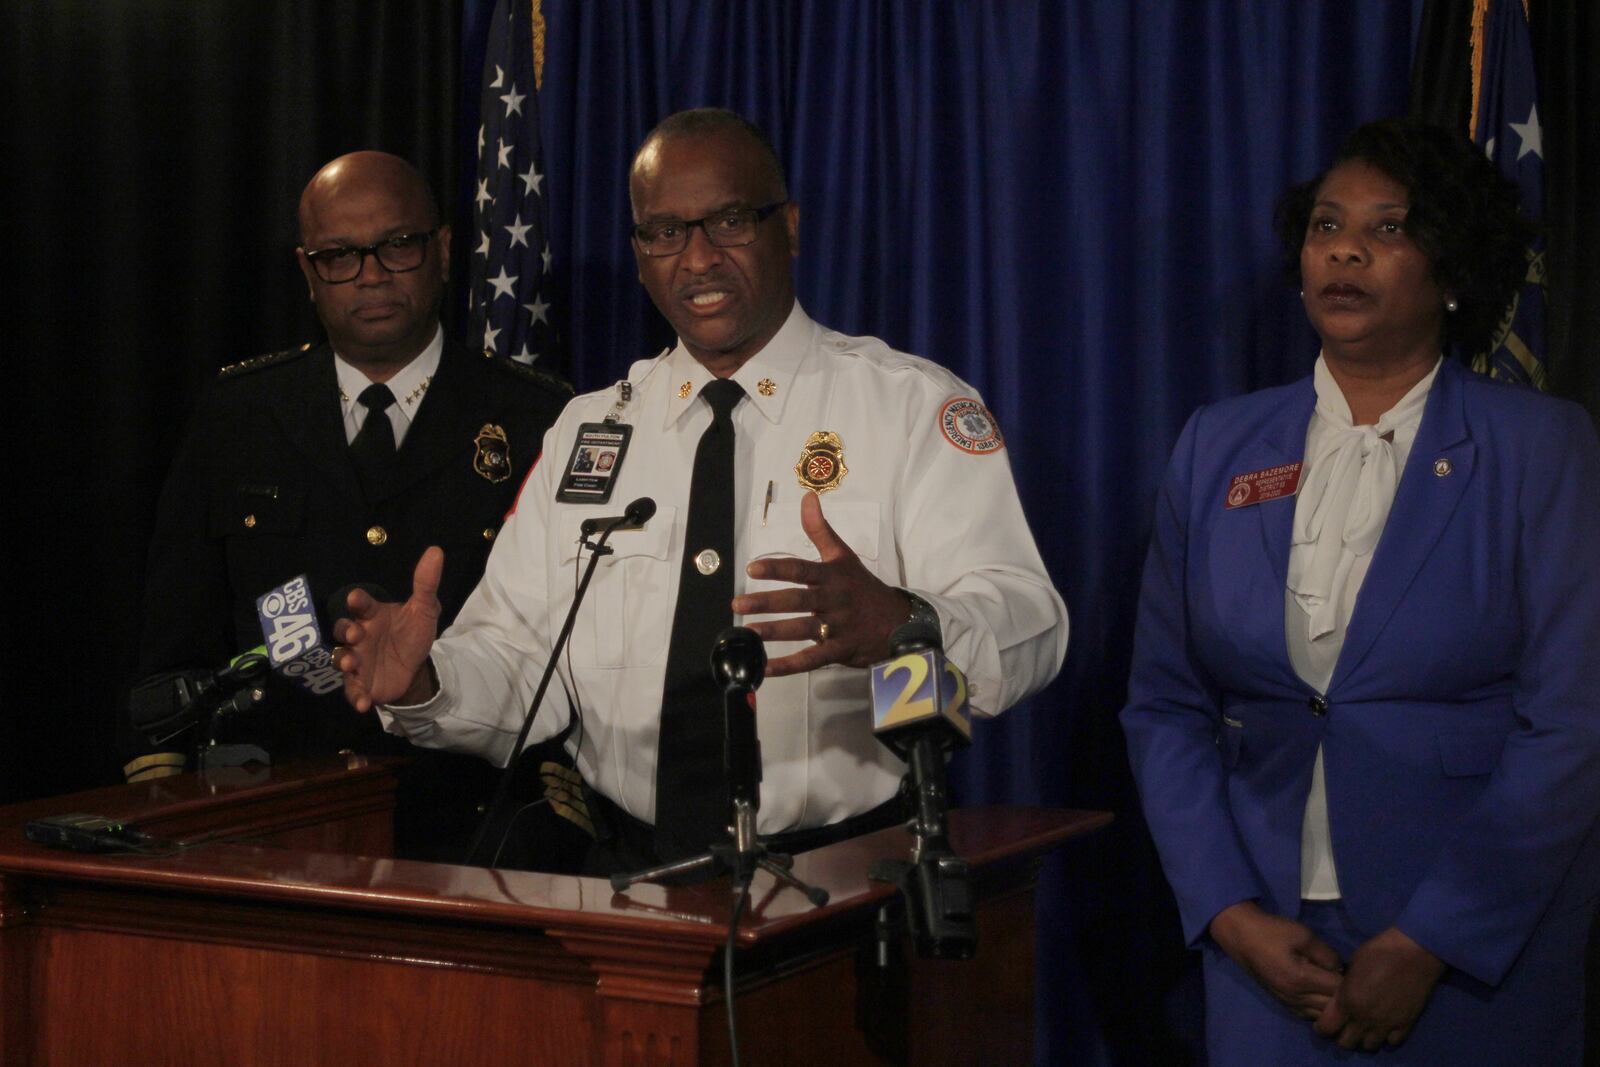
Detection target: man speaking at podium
<box><xmin>132</xmin><ymin>151</ymin><xmax>568</xmax><ymax>860</ymax></box>
<box><xmin>335</xmin><ymin>110</ymin><xmax>1067</xmax><ymax>874</ymax></box>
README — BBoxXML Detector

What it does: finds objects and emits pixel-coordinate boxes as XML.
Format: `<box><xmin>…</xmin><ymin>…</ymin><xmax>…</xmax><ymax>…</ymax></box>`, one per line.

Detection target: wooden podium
<box><xmin>0</xmin><ymin>758</ymin><xmax>1108</xmax><ymax>1066</ymax></box>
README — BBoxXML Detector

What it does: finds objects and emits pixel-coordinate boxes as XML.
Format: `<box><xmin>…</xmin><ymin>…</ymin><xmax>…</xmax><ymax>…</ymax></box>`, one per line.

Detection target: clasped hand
<box><xmin>1210</xmin><ymin>902</ymin><xmax>1445</xmax><ymax>1052</ymax></box>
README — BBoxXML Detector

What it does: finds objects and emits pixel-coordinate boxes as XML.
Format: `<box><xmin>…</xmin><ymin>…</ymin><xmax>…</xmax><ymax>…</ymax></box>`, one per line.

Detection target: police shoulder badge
<box><xmin>795</xmin><ymin>430</ymin><xmax>847</xmax><ymax>492</ymax></box>
<box><xmin>473</xmin><ymin>423</ymin><xmax>512</xmax><ymax>483</ymax></box>
<box><xmin>939</xmin><ymin>398</ymin><xmax>1005</xmax><ymax>455</ymax></box>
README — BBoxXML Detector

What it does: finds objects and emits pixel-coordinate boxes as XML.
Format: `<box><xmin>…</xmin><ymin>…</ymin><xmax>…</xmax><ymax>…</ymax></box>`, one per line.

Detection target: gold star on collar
<box><xmin>677</xmin><ymin>381</ymin><xmax>693</xmax><ymax>399</ymax></box>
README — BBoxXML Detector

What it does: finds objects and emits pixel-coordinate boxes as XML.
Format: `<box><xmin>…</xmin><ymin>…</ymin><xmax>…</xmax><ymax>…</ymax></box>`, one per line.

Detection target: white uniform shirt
<box><xmin>381</xmin><ymin>304</ymin><xmax>1068</xmax><ymax>833</ymax></box>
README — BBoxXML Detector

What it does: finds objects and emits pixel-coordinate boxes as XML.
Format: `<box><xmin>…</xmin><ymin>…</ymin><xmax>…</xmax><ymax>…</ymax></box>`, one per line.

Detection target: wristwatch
<box><xmin>898</xmin><ymin>588</ymin><xmax>942</xmax><ymax>637</ymax></box>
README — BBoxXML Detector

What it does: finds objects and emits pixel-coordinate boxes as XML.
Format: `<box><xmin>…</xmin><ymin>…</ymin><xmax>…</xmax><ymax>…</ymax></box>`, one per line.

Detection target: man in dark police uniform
<box><xmin>129</xmin><ymin>151</ymin><xmax>569</xmax><ymax>861</ymax></box>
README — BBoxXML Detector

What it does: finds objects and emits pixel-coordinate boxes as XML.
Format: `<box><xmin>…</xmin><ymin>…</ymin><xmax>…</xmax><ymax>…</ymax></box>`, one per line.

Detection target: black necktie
<box><xmin>350</xmin><ymin>383</ymin><xmax>397</xmax><ymax>486</ymax></box>
<box><xmin>654</xmin><ymin>378</ymin><xmax>745</xmax><ymax>860</ymax></box>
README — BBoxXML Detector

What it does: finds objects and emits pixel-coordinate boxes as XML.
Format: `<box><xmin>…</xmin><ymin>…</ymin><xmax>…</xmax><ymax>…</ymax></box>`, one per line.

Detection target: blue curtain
<box><xmin>467</xmin><ymin>2</ymin><xmax>1421</xmax><ymax>1060</ymax></box>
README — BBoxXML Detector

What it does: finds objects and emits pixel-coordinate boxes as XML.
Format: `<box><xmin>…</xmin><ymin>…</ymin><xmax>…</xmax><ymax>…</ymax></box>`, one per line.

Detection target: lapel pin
<box><xmin>1433</xmin><ymin>458</ymin><xmax>1452</xmax><ymax>477</ymax></box>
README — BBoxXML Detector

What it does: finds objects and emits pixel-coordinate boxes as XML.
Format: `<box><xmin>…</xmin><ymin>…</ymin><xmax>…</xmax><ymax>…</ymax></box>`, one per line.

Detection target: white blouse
<box><xmin>1288</xmin><ymin>353</ymin><xmax>1441</xmax><ymax>899</ymax></box>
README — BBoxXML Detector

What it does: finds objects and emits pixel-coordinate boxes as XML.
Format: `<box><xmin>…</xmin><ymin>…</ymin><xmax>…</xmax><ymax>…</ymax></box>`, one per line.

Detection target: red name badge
<box><xmin>1224</xmin><ymin>462</ymin><xmax>1303</xmax><ymax>509</ymax></box>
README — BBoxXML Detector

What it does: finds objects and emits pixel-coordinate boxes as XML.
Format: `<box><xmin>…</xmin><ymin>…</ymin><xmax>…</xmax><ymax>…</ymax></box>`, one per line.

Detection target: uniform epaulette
<box><xmin>482</xmin><ymin>351</ymin><xmax>576</xmax><ymax>396</ymax></box>
<box><xmin>217</xmin><ymin>342</ymin><xmax>315</xmax><ymax>380</ymax></box>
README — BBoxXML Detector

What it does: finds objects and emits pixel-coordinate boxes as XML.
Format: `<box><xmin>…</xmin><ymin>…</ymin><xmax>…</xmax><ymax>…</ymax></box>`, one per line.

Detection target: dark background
<box><xmin>4</xmin><ymin>2</ymin><xmax>1595</xmax><ymax>1063</ymax></box>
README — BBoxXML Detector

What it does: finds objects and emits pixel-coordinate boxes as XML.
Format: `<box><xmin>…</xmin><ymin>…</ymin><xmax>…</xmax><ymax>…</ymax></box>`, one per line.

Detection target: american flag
<box><xmin>1470</xmin><ymin>0</ymin><xmax>1545</xmax><ymax>388</ymax></box>
<box><xmin>467</xmin><ymin>0</ymin><xmax>558</xmax><ymax>368</ymax></box>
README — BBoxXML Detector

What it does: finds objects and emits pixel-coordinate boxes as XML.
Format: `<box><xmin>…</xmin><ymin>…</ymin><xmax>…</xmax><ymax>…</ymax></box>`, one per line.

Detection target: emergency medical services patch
<box><xmin>939</xmin><ymin>398</ymin><xmax>1004</xmax><ymax>454</ymax></box>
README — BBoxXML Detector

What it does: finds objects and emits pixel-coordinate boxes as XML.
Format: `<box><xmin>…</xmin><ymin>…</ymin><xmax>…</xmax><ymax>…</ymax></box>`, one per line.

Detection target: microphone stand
<box><xmin>610</xmin><ymin>630</ymin><xmax>829</xmax><ymax>907</ymax></box>
<box><xmin>465</xmin><ymin>518</ymin><xmax>631</xmax><ymax>867</ymax></box>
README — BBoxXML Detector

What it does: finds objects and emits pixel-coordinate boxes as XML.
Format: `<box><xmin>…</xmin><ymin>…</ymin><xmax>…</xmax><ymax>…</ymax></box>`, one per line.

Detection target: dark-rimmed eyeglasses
<box><xmin>631</xmin><ymin>202</ymin><xmax>786</xmax><ymax>257</ymax></box>
<box><xmin>301</xmin><ymin>229</ymin><xmax>438</xmax><ymax>284</ymax></box>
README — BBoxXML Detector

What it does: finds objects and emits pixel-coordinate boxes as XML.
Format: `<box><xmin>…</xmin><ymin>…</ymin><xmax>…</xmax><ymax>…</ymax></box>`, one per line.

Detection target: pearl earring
<box><xmin>1445</xmin><ymin>298</ymin><xmax>1458</xmax><ymax>313</ymax></box>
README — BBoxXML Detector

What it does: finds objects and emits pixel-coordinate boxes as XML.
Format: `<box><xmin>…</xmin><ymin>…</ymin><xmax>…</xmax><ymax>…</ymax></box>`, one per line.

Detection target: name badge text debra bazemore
<box><xmin>1224</xmin><ymin>462</ymin><xmax>1303</xmax><ymax>509</ymax></box>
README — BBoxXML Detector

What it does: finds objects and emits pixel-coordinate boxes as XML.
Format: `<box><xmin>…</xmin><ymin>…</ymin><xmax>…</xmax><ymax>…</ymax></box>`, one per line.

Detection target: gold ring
<box><xmin>817</xmin><ymin>620</ymin><xmax>831</xmax><ymax>642</ymax></box>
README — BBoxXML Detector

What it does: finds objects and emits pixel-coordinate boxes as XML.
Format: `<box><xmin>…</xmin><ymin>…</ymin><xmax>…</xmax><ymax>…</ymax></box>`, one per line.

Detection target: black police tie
<box><xmin>350</xmin><ymin>383</ymin><xmax>397</xmax><ymax>486</ymax></box>
<box><xmin>654</xmin><ymin>378</ymin><xmax>745</xmax><ymax>860</ymax></box>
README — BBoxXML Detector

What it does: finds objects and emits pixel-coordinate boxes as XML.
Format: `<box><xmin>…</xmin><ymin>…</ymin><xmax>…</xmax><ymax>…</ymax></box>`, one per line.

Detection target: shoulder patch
<box><xmin>484</xmin><ymin>353</ymin><xmax>575</xmax><ymax>396</ymax></box>
<box><xmin>217</xmin><ymin>343</ymin><xmax>314</xmax><ymax>380</ymax></box>
<box><xmin>939</xmin><ymin>397</ymin><xmax>1005</xmax><ymax>455</ymax></box>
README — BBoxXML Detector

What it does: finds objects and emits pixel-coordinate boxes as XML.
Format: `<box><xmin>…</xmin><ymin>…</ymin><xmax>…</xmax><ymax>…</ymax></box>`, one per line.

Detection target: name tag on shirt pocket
<box><xmin>210</xmin><ymin>484</ymin><xmax>306</xmax><ymax>539</ymax></box>
<box><xmin>559</xmin><ymin>506</ymin><xmax>676</xmax><ymax>669</ymax></box>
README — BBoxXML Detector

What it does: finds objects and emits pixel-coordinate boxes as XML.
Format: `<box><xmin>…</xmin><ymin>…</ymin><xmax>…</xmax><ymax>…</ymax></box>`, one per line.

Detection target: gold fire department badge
<box><xmin>795</xmin><ymin>430</ymin><xmax>847</xmax><ymax>493</ymax></box>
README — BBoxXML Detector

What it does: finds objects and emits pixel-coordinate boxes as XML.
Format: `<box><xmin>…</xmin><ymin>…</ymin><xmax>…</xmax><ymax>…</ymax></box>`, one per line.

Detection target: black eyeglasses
<box><xmin>631</xmin><ymin>202</ymin><xmax>786</xmax><ymax>257</ymax></box>
<box><xmin>301</xmin><ymin>229</ymin><xmax>438</xmax><ymax>283</ymax></box>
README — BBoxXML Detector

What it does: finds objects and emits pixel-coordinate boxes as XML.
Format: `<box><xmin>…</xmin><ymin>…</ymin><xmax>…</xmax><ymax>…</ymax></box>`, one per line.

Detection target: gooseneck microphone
<box><xmin>579</xmin><ymin>496</ymin><xmax>658</xmax><ymax>537</ymax></box>
<box><xmin>468</xmin><ymin>497</ymin><xmax>657</xmax><ymax>867</ymax></box>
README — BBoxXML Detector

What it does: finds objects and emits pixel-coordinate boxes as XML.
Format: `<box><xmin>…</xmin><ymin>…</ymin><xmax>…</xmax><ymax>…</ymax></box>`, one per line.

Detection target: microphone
<box><xmin>712</xmin><ymin>626</ymin><xmax>767</xmax><ymax>813</ymax></box>
<box><xmin>579</xmin><ymin>496</ymin><xmax>657</xmax><ymax>537</ymax></box>
<box><xmin>255</xmin><ymin>574</ymin><xmax>344</xmax><ymax>696</ymax></box>
<box><xmin>128</xmin><ymin>647</ymin><xmax>271</xmax><ymax>746</ymax></box>
<box><xmin>468</xmin><ymin>500</ymin><xmax>651</xmax><ymax>867</ymax></box>
<box><xmin>870</xmin><ymin>621</ymin><xmax>972</xmax><ymax>762</ymax></box>
<box><xmin>868</xmin><ymin>619</ymin><xmax>977</xmax><ymax>959</ymax></box>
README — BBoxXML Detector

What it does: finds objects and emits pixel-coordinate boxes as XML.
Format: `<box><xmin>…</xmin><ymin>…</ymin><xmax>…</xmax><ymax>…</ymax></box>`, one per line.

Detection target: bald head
<box><xmin>630</xmin><ymin>109</ymin><xmax>787</xmax><ymax>216</ymax></box>
<box><xmin>295</xmin><ymin>151</ymin><xmax>450</xmax><ymax>377</ymax></box>
<box><xmin>299</xmin><ymin>151</ymin><xmax>439</xmax><ymax>240</ymax></box>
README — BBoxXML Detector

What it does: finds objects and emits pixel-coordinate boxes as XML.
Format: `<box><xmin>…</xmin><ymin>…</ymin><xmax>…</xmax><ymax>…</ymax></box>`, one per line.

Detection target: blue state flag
<box><xmin>468</xmin><ymin>0</ymin><xmax>559</xmax><ymax>367</ymax></box>
<box><xmin>1471</xmin><ymin>0</ymin><xmax>1546</xmax><ymax>387</ymax></box>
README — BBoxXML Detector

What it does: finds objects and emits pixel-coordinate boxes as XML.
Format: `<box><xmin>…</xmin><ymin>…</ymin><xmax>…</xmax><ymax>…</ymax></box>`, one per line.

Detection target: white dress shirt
<box><xmin>380</xmin><ymin>304</ymin><xmax>1068</xmax><ymax>833</ymax></box>
<box><xmin>333</xmin><ymin>326</ymin><xmax>443</xmax><ymax>447</ymax></box>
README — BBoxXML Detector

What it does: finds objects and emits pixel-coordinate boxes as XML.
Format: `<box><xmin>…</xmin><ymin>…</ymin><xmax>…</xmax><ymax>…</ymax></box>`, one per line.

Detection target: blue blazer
<box><xmin>1122</xmin><ymin>357</ymin><xmax>1600</xmax><ymax>988</ymax></box>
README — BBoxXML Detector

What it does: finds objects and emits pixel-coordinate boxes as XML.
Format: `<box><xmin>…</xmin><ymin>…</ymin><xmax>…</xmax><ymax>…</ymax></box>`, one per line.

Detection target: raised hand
<box><xmin>734</xmin><ymin>491</ymin><xmax>910</xmax><ymax>677</ymax></box>
<box><xmin>1208</xmin><ymin>900</ymin><xmax>1345</xmax><ymax>1020</ymax></box>
<box><xmin>333</xmin><ymin>546</ymin><xmax>445</xmax><ymax>710</ymax></box>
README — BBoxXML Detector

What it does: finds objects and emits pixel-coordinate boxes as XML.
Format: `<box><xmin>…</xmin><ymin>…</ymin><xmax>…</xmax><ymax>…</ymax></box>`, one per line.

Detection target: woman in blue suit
<box><xmin>1122</xmin><ymin>118</ymin><xmax>1600</xmax><ymax>1064</ymax></box>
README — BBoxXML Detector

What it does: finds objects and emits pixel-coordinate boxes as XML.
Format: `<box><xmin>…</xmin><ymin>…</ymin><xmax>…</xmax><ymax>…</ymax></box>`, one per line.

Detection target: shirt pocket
<box><xmin>745</xmin><ymin>500</ymin><xmax>882</xmax><ymax>596</ymax></box>
<box><xmin>557</xmin><ymin>506</ymin><xmax>677</xmax><ymax>669</ymax></box>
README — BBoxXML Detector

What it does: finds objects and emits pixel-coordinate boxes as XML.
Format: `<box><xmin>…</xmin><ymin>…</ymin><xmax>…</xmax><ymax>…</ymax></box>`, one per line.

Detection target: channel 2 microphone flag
<box><xmin>468</xmin><ymin>0</ymin><xmax>559</xmax><ymax>369</ymax></box>
<box><xmin>1469</xmin><ymin>0</ymin><xmax>1546</xmax><ymax>388</ymax></box>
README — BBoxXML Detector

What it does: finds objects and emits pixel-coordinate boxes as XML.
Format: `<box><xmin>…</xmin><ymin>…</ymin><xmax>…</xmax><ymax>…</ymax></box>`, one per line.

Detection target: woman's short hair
<box><xmin>1274</xmin><ymin>117</ymin><xmax>1536</xmax><ymax>358</ymax></box>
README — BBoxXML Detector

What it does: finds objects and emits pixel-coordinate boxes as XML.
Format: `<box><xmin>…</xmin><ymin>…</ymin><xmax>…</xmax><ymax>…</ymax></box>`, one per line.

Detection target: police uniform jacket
<box><xmin>383</xmin><ymin>304</ymin><xmax>1069</xmax><ymax>836</ymax></box>
<box><xmin>136</xmin><ymin>338</ymin><xmax>568</xmax><ymax>852</ymax></box>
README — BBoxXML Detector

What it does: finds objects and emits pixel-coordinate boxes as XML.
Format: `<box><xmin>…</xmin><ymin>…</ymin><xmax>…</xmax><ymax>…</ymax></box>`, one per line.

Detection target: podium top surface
<box><xmin>0</xmin><ymin>757</ymin><xmax>1111</xmax><ymax>951</ymax></box>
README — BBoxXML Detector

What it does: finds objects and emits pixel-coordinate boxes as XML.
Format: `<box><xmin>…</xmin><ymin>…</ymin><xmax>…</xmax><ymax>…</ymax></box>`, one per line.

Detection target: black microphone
<box><xmin>579</xmin><ymin>496</ymin><xmax>657</xmax><ymax>537</ymax></box>
<box><xmin>867</xmin><ymin>619</ymin><xmax>977</xmax><ymax>959</ymax></box>
<box><xmin>712</xmin><ymin>626</ymin><xmax>767</xmax><ymax>811</ymax></box>
<box><xmin>129</xmin><ymin>649</ymin><xmax>271</xmax><ymax>746</ymax></box>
